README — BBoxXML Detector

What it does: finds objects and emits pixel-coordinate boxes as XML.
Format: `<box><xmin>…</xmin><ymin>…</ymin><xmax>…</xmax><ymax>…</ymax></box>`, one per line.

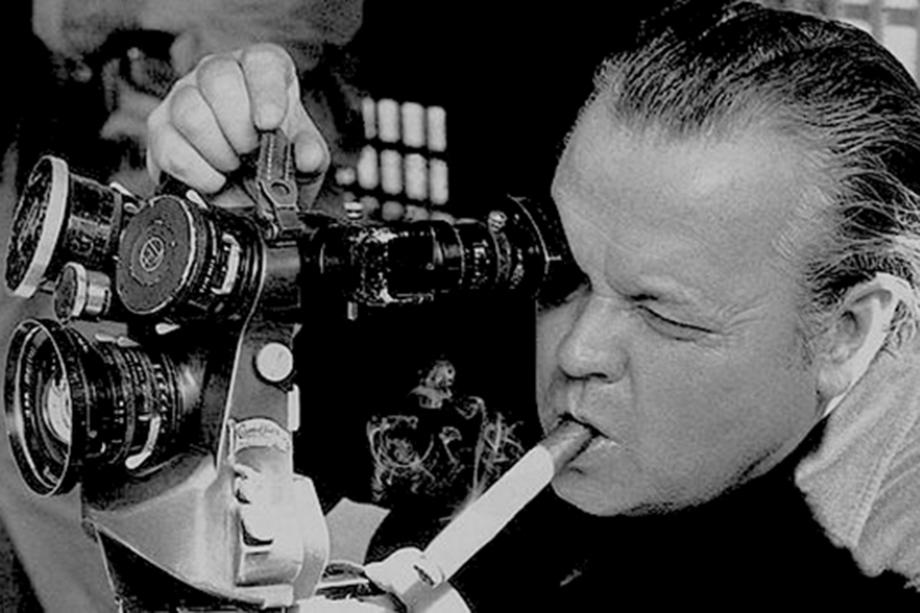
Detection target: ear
<box><xmin>817</xmin><ymin>273</ymin><xmax>913</xmax><ymax>417</ymax></box>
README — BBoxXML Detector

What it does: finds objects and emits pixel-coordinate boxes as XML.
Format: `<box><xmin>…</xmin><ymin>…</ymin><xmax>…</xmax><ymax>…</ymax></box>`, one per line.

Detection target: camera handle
<box><xmin>247</xmin><ymin>130</ymin><xmax>308</xmax><ymax>239</ymax></box>
<box><xmin>83</xmin><ymin>271</ymin><xmax>329</xmax><ymax>611</ymax></box>
<box><xmin>82</xmin><ymin>269</ymin><xmax>330</xmax><ymax>612</ymax></box>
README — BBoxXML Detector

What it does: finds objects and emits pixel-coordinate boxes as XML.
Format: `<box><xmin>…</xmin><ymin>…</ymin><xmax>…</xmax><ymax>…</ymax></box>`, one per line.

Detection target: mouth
<box><xmin>549</xmin><ymin>413</ymin><xmax>596</xmax><ymax>436</ymax></box>
<box><xmin>547</xmin><ymin>415</ymin><xmax>607</xmax><ymax>465</ymax></box>
<box><xmin>540</xmin><ymin>382</ymin><xmax>625</xmax><ymax>465</ymax></box>
<box><xmin>543</xmin><ymin>408</ymin><xmax>624</xmax><ymax>476</ymax></box>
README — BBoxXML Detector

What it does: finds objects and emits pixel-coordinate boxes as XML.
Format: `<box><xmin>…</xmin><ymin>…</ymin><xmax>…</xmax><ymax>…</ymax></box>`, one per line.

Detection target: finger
<box><xmin>196</xmin><ymin>54</ymin><xmax>259</xmax><ymax>154</ymax></box>
<box><xmin>403</xmin><ymin>205</ymin><xmax>430</xmax><ymax>222</ymax></box>
<box><xmin>145</xmin><ymin>100</ymin><xmax>171</xmax><ymax>185</ymax></box>
<box><xmin>429</xmin><ymin>211</ymin><xmax>456</xmax><ymax>223</ymax></box>
<box><xmin>291</xmin><ymin>130</ymin><xmax>327</xmax><ymax>208</ymax></box>
<box><xmin>286</xmin><ymin>85</ymin><xmax>330</xmax><ymax>177</ymax></box>
<box><xmin>240</xmin><ymin>43</ymin><xmax>295</xmax><ymax>130</ymax></box>
<box><xmin>146</xmin><ymin>122</ymin><xmax>226</xmax><ymax>193</ymax></box>
<box><xmin>169</xmin><ymin>83</ymin><xmax>240</xmax><ymax>172</ymax></box>
<box><xmin>211</xmin><ymin>185</ymin><xmax>256</xmax><ymax>210</ymax></box>
<box><xmin>291</xmin><ymin>128</ymin><xmax>329</xmax><ymax>177</ymax></box>
<box><xmin>381</xmin><ymin>201</ymin><xmax>405</xmax><ymax>221</ymax></box>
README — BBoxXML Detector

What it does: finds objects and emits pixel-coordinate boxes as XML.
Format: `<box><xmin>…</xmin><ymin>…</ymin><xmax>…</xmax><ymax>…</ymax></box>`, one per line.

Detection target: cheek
<box><xmin>535</xmin><ymin>307</ymin><xmax>574</xmax><ymax>416</ymax></box>
<box><xmin>634</xmin><ymin>333</ymin><xmax>817</xmax><ymax>491</ymax></box>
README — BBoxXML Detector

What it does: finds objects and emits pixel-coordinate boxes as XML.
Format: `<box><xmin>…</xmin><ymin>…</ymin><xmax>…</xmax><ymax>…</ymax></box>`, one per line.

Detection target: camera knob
<box><xmin>254</xmin><ymin>342</ymin><xmax>294</xmax><ymax>384</ymax></box>
<box><xmin>53</xmin><ymin>262</ymin><xmax>115</xmax><ymax>322</ymax></box>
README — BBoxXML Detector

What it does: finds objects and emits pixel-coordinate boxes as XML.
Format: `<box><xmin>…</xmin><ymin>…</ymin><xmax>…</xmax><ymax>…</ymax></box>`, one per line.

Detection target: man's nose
<box><xmin>556</xmin><ymin>295</ymin><xmax>628</xmax><ymax>382</ymax></box>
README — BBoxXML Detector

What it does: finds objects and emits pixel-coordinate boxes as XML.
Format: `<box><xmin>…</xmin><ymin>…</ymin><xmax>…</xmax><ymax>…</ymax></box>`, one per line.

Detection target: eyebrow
<box><xmin>627</xmin><ymin>276</ymin><xmax>724</xmax><ymax>320</ymax></box>
<box><xmin>627</xmin><ymin>276</ymin><xmax>702</xmax><ymax>303</ymax></box>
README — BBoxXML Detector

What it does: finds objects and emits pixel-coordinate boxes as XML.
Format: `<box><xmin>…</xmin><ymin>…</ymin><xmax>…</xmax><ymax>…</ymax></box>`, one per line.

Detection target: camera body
<box><xmin>3</xmin><ymin>132</ymin><xmax>576</xmax><ymax>610</ymax></box>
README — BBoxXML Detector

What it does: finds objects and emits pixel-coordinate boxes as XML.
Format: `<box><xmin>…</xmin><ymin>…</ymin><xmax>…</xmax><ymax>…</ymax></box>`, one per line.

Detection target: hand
<box><xmin>364</xmin><ymin>549</ymin><xmax>471</xmax><ymax>613</ymax></box>
<box><xmin>296</xmin><ymin>594</ymin><xmax>398</xmax><ymax>612</ymax></box>
<box><xmin>297</xmin><ymin>584</ymin><xmax>468</xmax><ymax>613</ymax></box>
<box><xmin>146</xmin><ymin>43</ymin><xmax>328</xmax><ymax>205</ymax></box>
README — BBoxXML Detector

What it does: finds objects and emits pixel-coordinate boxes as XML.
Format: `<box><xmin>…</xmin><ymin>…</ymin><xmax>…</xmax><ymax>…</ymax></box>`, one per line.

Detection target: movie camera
<box><xmin>2</xmin><ymin>131</ymin><xmax>576</xmax><ymax>610</ymax></box>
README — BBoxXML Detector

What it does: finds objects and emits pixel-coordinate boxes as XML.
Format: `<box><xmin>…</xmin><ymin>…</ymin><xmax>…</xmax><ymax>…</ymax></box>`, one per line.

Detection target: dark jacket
<box><xmin>371</xmin><ymin>424</ymin><xmax>920</xmax><ymax>610</ymax></box>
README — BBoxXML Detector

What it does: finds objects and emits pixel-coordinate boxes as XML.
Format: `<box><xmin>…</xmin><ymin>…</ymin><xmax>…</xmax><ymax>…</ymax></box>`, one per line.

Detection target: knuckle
<box><xmin>196</xmin><ymin>54</ymin><xmax>242</xmax><ymax>92</ymax></box>
<box><xmin>241</xmin><ymin>43</ymin><xmax>294</xmax><ymax>77</ymax></box>
<box><xmin>242</xmin><ymin>42</ymin><xmax>291</xmax><ymax>63</ymax></box>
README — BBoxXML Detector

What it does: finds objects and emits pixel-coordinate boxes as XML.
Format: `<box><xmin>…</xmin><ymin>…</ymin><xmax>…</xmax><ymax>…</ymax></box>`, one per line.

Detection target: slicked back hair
<box><xmin>589</xmin><ymin>1</ymin><xmax>920</xmax><ymax>348</ymax></box>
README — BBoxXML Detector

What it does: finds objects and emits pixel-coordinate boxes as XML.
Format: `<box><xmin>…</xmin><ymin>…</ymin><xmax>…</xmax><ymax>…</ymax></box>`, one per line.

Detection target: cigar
<box><xmin>418</xmin><ymin>420</ymin><xmax>593</xmax><ymax>585</ymax></box>
<box><xmin>541</xmin><ymin>418</ymin><xmax>595</xmax><ymax>473</ymax></box>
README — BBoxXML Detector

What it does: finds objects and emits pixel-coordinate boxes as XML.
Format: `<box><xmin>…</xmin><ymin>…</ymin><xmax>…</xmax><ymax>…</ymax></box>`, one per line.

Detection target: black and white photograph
<box><xmin>2</xmin><ymin>1</ymin><xmax>920</xmax><ymax>610</ymax></box>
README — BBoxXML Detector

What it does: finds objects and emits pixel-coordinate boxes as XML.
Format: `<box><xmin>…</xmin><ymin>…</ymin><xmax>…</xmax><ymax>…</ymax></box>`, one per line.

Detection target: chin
<box><xmin>550</xmin><ymin>472</ymin><xmax>639</xmax><ymax>517</ymax></box>
<box><xmin>550</xmin><ymin>471</ymin><xmax>702</xmax><ymax>517</ymax></box>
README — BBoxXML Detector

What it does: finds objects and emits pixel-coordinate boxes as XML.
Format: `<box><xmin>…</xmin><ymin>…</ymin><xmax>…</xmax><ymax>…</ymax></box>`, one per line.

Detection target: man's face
<box><xmin>537</xmin><ymin>103</ymin><xmax>825</xmax><ymax>516</ymax></box>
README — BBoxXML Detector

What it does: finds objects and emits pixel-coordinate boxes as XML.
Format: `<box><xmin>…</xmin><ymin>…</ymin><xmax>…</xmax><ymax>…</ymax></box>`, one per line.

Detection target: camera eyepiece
<box><xmin>4</xmin><ymin>319</ymin><xmax>196</xmax><ymax>495</ymax></box>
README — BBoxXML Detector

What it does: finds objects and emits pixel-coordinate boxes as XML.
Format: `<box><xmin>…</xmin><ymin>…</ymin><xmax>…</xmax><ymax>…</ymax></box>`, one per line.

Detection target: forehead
<box><xmin>552</xmin><ymin>102</ymin><xmax>814</xmax><ymax>300</ymax></box>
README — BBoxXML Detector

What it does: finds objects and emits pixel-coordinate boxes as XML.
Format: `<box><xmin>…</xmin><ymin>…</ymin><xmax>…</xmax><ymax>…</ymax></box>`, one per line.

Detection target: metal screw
<box><xmin>344</xmin><ymin>200</ymin><xmax>365</xmax><ymax>220</ymax></box>
<box><xmin>487</xmin><ymin>210</ymin><xmax>508</xmax><ymax>233</ymax></box>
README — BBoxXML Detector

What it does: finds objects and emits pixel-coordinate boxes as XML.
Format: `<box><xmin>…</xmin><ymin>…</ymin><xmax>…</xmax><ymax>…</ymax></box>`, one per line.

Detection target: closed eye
<box><xmin>636</xmin><ymin>304</ymin><xmax>711</xmax><ymax>340</ymax></box>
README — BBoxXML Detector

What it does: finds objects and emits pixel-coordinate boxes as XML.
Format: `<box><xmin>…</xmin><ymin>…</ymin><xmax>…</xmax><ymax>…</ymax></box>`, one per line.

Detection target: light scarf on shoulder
<box><xmin>796</xmin><ymin>340</ymin><xmax>920</xmax><ymax>585</ymax></box>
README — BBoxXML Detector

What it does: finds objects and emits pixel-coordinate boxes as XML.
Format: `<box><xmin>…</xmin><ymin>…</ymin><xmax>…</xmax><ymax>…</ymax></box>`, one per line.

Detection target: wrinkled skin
<box><xmin>537</xmin><ymin>104</ymin><xmax>824</xmax><ymax>516</ymax></box>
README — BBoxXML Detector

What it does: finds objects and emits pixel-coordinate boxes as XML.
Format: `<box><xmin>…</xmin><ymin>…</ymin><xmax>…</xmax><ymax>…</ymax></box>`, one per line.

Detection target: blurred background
<box><xmin>766</xmin><ymin>0</ymin><xmax>920</xmax><ymax>79</ymax></box>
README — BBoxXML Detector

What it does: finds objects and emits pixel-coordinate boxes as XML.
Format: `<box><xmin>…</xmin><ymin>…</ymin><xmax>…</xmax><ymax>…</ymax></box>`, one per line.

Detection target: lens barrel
<box><xmin>4</xmin><ymin>319</ymin><xmax>190</xmax><ymax>495</ymax></box>
<box><xmin>116</xmin><ymin>195</ymin><xmax>257</xmax><ymax>320</ymax></box>
<box><xmin>6</xmin><ymin>157</ymin><xmax>134</xmax><ymax>298</ymax></box>
<box><xmin>300</xmin><ymin>197</ymin><xmax>577</xmax><ymax>307</ymax></box>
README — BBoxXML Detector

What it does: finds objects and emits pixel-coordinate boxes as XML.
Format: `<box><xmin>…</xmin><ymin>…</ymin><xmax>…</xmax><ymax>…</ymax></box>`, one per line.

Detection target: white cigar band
<box><xmin>364</xmin><ymin>547</ymin><xmax>446</xmax><ymax>606</ymax></box>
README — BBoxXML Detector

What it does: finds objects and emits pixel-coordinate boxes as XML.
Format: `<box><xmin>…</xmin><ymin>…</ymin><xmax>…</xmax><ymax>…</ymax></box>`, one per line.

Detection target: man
<box><xmin>147</xmin><ymin>0</ymin><xmax>920</xmax><ymax>608</ymax></box>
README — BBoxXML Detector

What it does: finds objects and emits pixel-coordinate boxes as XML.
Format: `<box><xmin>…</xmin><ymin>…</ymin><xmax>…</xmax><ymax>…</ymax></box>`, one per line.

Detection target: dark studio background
<box><xmin>293</xmin><ymin>2</ymin><xmax>674</xmax><ymax>507</ymax></box>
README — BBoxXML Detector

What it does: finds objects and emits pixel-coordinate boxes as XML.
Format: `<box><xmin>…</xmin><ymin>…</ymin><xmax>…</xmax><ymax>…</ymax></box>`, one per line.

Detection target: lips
<box><xmin>564</xmin><ymin>436</ymin><xmax>621</xmax><ymax>470</ymax></box>
<box><xmin>541</xmin><ymin>382</ymin><xmax>625</xmax><ymax>461</ymax></box>
<box><xmin>545</xmin><ymin>384</ymin><xmax>606</xmax><ymax>436</ymax></box>
<box><xmin>542</xmin><ymin>410</ymin><xmax>621</xmax><ymax>476</ymax></box>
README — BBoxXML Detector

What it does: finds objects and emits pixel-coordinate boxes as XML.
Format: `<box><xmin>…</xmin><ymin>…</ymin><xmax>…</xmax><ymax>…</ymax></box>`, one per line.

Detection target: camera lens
<box><xmin>4</xmin><ymin>319</ymin><xmax>195</xmax><ymax>496</ymax></box>
<box><xmin>301</xmin><ymin>196</ymin><xmax>578</xmax><ymax>306</ymax></box>
<box><xmin>5</xmin><ymin>320</ymin><xmax>85</xmax><ymax>494</ymax></box>
<box><xmin>53</xmin><ymin>262</ymin><xmax>121</xmax><ymax>323</ymax></box>
<box><xmin>116</xmin><ymin>195</ymin><xmax>255</xmax><ymax>319</ymax></box>
<box><xmin>381</xmin><ymin>220</ymin><xmax>502</xmax><ymax>296</ymax></box>
<box><xmin>509</xmin><ymin>196</ymin><xmax>584</xmax><ymax>309</ymax></box>
<box><xmin>5</xmin><ymin>156</ymin><xmax>134</xmax><ymax>298</ymax></box>
<box><xmin>39</xmin><ymin>374</ymin><xmax>72</xmax><ymax>444</ymax></box>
